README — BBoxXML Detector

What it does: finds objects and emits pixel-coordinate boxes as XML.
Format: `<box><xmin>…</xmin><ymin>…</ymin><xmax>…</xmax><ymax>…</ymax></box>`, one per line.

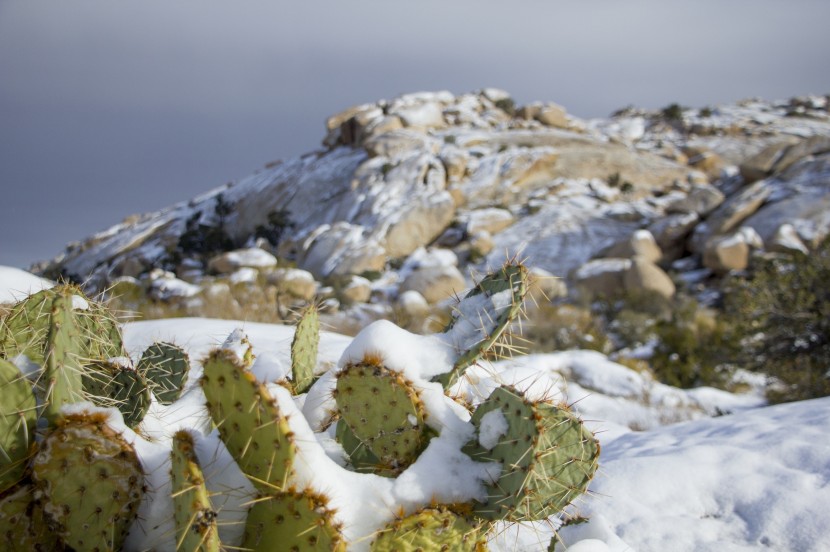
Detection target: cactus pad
<box><xmin>370</xmin><ymin>507</ymin><xmax>487</xmax><ymax>552</ymax></box>
<box><xmin>290</xmin><ymin>305</ymin><xmax>319</xmax><ymax>395</ymax></box>
<box><xmin>171</xmin><ymin>430</ymin><xmax>220</xmax><ymax>552</ymax></box>
<box><xmin>243</xmin><ymin>489</ymin><xmax>345</xmax><ymax>551</ymax></box>
<box><xmin>0</xmin><ymin>483</ymin><xmax>60</xmax><ymax>550</ymax></box>
<box><xmin>39</xmin><ymin>292</ymin><xmax>86</xmax><ymax>426</ymax></box>
<box><xmin>464</xmin><ymin>386</ymin><xmax>599</xmax><ymax>521</ymax></box>
<box><xmin>201</xmin><ymin>348</ymin><xmax>296</xmax><ymax>492</ymax></box>
<box><xmin>436</xmin><ymin>262</ymin><xmax>529</xmax><ymax>388</ymax></box>
<box><xmin>334</xmin><ymin>418</ymin><xmax>382</xmax><ymax>473</ymax></box>
<box><xmin>335</xmin><ymin>359</ymin><xmax>427</xmax><ymax>474</ymax></box>
<box><xmin>83</xmin><ymin>360</ymin><xmax>152</xmax><ymax>429</ymax></box>
<box><xmin>0</xmin><ymin>358</ymin><xmax>37</xmax><ymax>493</ymax></box>
<box><xmin>32</xmin><ymin>411</ymin><xmax>145</xmax><ymax>551</ymax></box>
<box><xmin>138</xmin><ymin>341</ymin><xmax>190</xmax><ymax>405</ymax></box>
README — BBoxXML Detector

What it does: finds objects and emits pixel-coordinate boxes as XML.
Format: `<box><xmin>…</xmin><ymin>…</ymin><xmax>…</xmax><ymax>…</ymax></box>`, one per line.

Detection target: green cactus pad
<box><xmin>335</xmin><ymin>359</ymin><xmax>427</xmax><ymax>474</ymax></box>
<box><xmin>83</xmin><ymin>360</ymin><xmax>152</xmax><ymax>429</ymax></box>
<box><xmin>464</xmin><ymin>386</ymin><xmax>599</xmax><ymax>521</ymax></box>
<box><xmin>242</xmin><ymin>489</ymin><xmax>345</xmax><ymax>551</ymax></box>
<box><xmin>201</xmin><ymin>348</ymin><xmax>296</xmax><ymax>492</ymax></box>
<box><xmin>370</xmin><ymin>507</ymin><xmax>487</xmax><ymax>552</ymax></box>
<box><xmin>32</xmin><ymin>411</ymin><xmax>145</xmax><ymax>551</ymax></box>
<box><xmin>171</xmin><ymin>430</ymin><xmax>220</xmax><ymax>552</ymax></box>
<box><xmin>39</xmin><ymin>292</ymin><xmax>86</xmax><ymax>426</ymax></box>
<box><xmin>0</xmin><ymin>358</ymin><xmax>37</xmax><ymax>493</ymax></box>
<box><xmin>138</xmin><ymin>341</ymin><xmax>190</xmax><ymax>405</ymax></box>
<box><xmin>334</xmin><ymin>418</ymin><xmax>383</xmax><ymax>474</ymax></box>
<box><xmin>291</xmin><ymin>305</ymin><xmax>319</xmax><ymax>395</ymax></box>
<box><xmin>435</xmin><ymin>262</ymin><xmax>529</xmax><ymax>388</ymax></box>
<box><xmin>0</xmin><ymin>483</ymin><xmax>61</xmax><ymax>550</ymax></box>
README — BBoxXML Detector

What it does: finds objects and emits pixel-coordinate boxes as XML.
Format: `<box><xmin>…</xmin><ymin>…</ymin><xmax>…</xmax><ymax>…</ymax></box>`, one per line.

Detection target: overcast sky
<box><xmin>1</xmin><ymin>0</ymin><xmax>828</xmax><ymax>269</ymax></box>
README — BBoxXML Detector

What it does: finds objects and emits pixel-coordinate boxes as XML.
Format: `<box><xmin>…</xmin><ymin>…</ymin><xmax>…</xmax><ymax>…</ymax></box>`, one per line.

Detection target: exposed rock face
<box><xmin>36</xmin><ymin>90</ymin><xmax>830</xmax><ymax>316</ymax></box>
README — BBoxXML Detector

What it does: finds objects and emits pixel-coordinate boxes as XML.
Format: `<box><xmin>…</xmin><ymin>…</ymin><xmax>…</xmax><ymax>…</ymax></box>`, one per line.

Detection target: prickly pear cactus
<box><xmin>138</xmin><ymin>341</ymin><xmax>190</xmax><ymax>405</ymax></box>
<box><xmin>83</xmin><ymin>360</ymin><xmax>152</xmax><ymax>429</ymax></box>
<box><xmin>171</xmin><ymin>430</ymin><xmax>220</xmax><ymax>552</ymax></box>
<box><xmin>436</xmin><ymin>262</ymin><xmax>529</xmax><ymax>388</ymax></box>
<box><xmin>290</xmin><ymin>304</ymin><xmax>319</xmax><ymax>395</ymax></box>
<box><xmin>370</xmin><ymin>507</ymin><xmax>487</xmax><ymax>552</ymax></box>
<box><xmin>335</xmin><ymin>357</ymin><xmax>428</xmax><ymax>475</ymax></box>
<box><xmin>0</xmin><ymin>358</ymin><xmax>37</xmax><ymax>493</ymax></box>
<box><xmin>242</xmin><ymin>488</ymin><xmax>346</xmax><ymax>552</ymax></box>
<box><xmin>32</xmin><ymin>411</ymin><xmax>145</xmax><ymax>551</ymax></box>
<box><xmin>201</xmin><ymin>348</ymin><xmax>296</xmax><ymax>492</ymax></box>
<box><xmin>464</xmin><ymin>386</ymin><xmax>599</xmax><ymax>521</ymax></box>
<box><xmin>0</xmin><ymin>285</ymin><xmax>124</xmax><ymax>369</ymax></box>
<box><xmin>0</xmin><ymin>482</ymin><xmax>61</xmax><ymax>550</ymax></box>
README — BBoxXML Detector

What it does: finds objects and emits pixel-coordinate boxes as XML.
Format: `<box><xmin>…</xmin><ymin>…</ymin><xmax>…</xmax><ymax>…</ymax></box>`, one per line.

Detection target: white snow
<box><xmin>0</xmin><ymin>265</ymin><xmax>53</xmax><ymax>303</ymax></box>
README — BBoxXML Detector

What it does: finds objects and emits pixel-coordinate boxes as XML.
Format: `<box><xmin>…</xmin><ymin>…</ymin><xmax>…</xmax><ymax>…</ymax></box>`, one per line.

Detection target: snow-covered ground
<box><xmin>2</xmin><ymin>269</ymin><xmax>828</xmax><ymax>551</ymax></box>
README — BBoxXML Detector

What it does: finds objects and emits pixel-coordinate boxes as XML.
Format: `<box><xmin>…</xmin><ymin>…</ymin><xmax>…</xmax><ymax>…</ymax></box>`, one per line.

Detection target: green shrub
<box><xmin>649</xmin><ymin>298</ymin><xmax>737</xmax><ymax>389</ymax></box>
<box><xmin>723</xmin><ymin>239</ymin><xmax>830</xmax><ymax>402</ymax></box>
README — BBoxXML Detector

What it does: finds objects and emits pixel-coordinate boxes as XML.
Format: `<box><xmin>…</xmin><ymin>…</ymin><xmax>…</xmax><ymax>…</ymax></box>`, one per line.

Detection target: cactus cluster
<box><xmin>0</xmin><ymin>285</ymin><xmax>193</xmax><ymax>550</ymax></box>
<box><xmin>0</xmin><ymin>261</ymin><xmax>600</xmax><ymax>551</ymax></box>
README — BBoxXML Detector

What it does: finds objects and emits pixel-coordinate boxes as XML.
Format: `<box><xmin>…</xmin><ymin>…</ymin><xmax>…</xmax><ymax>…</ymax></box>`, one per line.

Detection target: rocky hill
<box><xmin>37</xmin><ymin>89</ymin><xmax>830</xmax><ymax>331</ymax></box>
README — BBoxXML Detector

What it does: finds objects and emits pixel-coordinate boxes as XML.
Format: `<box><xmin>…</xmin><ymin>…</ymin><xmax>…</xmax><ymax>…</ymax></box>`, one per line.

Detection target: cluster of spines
<box><xmin>435</xmin><ymin>262</ymin><xmax>529</xmax><ymax>388</ymax></box>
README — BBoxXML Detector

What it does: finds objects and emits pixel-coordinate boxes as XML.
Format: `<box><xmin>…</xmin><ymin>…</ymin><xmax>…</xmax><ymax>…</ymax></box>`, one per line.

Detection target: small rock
<box><xmin>573</xmin><ymin>258</ymin><xmax>632</xmax><ymax>298</ymax></box>
<box><xmin>601</xmin><ymin>229</ymin><xmax>662</xmax><ymax>264</ymax></box>
<box><xmin>769</xmin><ymin>223</ymin><xmax>809</xmax><ymax>255</ymax></box>
<box><xmin>395</xmin><ymin>290</ymin><xmax>430</xmax><ymax>319</ymax></box>
<box><xmin>623</xmin><ymin>256</ymin><xmax>676</xmax><ymax>299</ymax></box>
<box><xmin>208</xmin><ymin>248</ymin><xmax>277</xmax><ymax>274</ymax></box>
<box><xmin>400</xmin><ymin>265</ymin><xmax>466</xmax><ymax>304</ymax></box>
<box><xmin>340</xmin><ymin>276</ymin><xmax>372</xmax><ymax>304</ymax></box>
<box><xmin>267</xmin><ymin>268</ymin><xmax>318</xmax><ymax>301</ymax></box>
<box><xmin>463</xmin><ymin>208</ymin><xmax>516</xmax><ymax>235</ymax></box>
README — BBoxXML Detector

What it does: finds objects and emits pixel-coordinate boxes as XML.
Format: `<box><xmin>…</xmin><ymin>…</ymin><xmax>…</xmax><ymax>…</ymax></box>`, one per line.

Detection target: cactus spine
<box><xmin>0</xmin><ymin>482</ymin><xmax>60</xmax><ymax>550</ymax></box>
<box><xmin>436</xmin><ymin>262</ymin><xmax>529</xmax><ymax>388</ymax></box>
<box><xmin>171</xmin><ymin>430</ymin><xmax>220</xmax><ymax>552</ymax></box>
<box><xmin>83</xmin><ymin>360</ymin><xmax>152</xmax><ymax>429</ymax></box>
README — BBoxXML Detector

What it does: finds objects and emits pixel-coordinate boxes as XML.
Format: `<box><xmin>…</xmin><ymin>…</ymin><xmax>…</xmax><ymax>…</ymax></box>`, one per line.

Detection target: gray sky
<box><xmin>1</xmin><ymin>0</ymin><xmax>828</xmax><ymax>269</ymax></box>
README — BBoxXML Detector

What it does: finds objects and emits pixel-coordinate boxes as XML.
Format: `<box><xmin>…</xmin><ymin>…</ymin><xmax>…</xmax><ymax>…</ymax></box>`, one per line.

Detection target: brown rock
<box><xmin>623</xmin><ymin>256</ymin><xmax>676</xmax><ymax>299</ymax></box>
<box><xmin>401</xmin><ymin>265</ymin><xmax>466</xmax><ymax>304</ymax></box>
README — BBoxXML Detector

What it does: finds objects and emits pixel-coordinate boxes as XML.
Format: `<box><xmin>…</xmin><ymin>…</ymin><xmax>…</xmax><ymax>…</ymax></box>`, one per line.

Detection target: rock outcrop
<box><xmin>35</xmin><ymin>90</ymin><xmax>830</xmax><ymax>320</ymax></box>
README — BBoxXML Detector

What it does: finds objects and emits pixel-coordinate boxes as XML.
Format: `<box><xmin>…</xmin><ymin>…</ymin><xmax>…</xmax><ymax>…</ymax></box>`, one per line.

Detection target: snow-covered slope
<box><xmin>0</xmin><ymin>266</ymin><xmax>53</xmax><ymax>303</ymax></box>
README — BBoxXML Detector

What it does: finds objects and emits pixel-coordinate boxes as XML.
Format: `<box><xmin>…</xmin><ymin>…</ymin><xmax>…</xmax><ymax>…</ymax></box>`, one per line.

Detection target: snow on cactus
<box><xmin>0</xmin><ymin>261</ymin><xmax>602</xmax><ymax>550</ymax></box>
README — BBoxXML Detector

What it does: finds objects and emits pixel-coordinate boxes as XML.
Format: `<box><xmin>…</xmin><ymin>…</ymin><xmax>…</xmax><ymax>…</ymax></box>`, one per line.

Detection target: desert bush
<box><xmin>723</xmin><ymin>239</ymin><xmax>830</xmax><ymax>402</ymax></box>
<box><xmin>649</xmin><ymin>298</ymin><xmax>738</xmax><ymax>389</ymax></box>
<box><xmin>525</xmin><ymin>303</ymin><xmax>611</xmax><ymax>354</ymax></box>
